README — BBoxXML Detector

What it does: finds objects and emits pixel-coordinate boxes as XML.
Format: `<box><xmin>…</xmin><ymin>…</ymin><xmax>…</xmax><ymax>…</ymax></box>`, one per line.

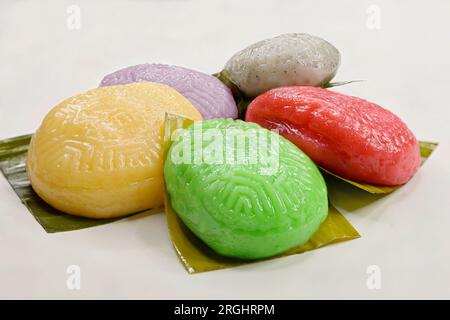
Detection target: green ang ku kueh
<box><xmin>164</xmin><ymin>119</ymin><xmax>329</xmax><ymax>260</ymax></box>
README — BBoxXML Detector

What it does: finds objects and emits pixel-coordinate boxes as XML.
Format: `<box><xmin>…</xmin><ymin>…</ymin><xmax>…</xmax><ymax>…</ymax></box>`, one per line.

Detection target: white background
<box><xmin>1</xmin><ymin>0</ymin><xmax>449</xmax><ymax>299</ymax></box>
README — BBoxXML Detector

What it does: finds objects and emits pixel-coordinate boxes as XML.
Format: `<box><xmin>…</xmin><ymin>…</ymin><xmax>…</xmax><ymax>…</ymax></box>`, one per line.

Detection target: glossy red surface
<box><xmin>246</xmin><ymin>86</ymin><xmax>421</xmax><ymax>186</ymax></box>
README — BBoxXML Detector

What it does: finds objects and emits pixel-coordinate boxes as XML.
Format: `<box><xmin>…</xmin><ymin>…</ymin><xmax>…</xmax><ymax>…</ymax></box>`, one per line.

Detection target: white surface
<box><xmin>1</xmin><ymin>0</ymin><xmax>450</xmax><ymax>299</ymax></box>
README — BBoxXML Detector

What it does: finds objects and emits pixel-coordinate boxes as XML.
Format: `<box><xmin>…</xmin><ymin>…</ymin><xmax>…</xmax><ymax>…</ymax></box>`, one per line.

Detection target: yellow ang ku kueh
<box><xmin>26</xmin><ymin>82</ymin><xmax>202</xmax><ymax>219</ymax></box>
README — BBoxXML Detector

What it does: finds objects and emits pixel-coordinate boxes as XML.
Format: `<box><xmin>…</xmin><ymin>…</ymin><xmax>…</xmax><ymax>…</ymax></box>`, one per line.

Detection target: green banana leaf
<box><xmin>162</xmin><ymin>114</ymin><xmax>360</xmax><ymax>274</ymax></box>
<box><xmin>213</xmin><ymin>70</ymin><xmax>249</xmax><ymax>119</ymax></box>
<box><xmin>322</xmin><ymin>80</ymin><xmax>365</xmax><ymax>88</ymax></box>
<box><xmin>165</xmin><ymin>193</ymin><xmax>360</xmax><ymax>274</ymax></box>
<box><xmin>0</xmin><ymin>134</ymin><xmax>127</xmax><ymax>232</ymax></box>
<box><xmin>321</xmin><ymin>141</ymin><xmax>438</xmax><ymax>194</ymax></box>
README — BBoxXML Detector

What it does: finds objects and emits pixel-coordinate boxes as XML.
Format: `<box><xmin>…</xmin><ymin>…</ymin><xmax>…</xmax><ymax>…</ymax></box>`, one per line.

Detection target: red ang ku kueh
<box><xmin>245</xmin><ymin>86</ymin><xmax>421</xmax><ymax>186</ymax></box>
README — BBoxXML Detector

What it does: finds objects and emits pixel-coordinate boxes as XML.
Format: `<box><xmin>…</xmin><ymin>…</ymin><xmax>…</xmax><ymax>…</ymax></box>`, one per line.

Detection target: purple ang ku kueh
<box><xmin>100</xmin><ymin>63</ymin><xmax>238</xmax><ymax>120</ymax></box>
